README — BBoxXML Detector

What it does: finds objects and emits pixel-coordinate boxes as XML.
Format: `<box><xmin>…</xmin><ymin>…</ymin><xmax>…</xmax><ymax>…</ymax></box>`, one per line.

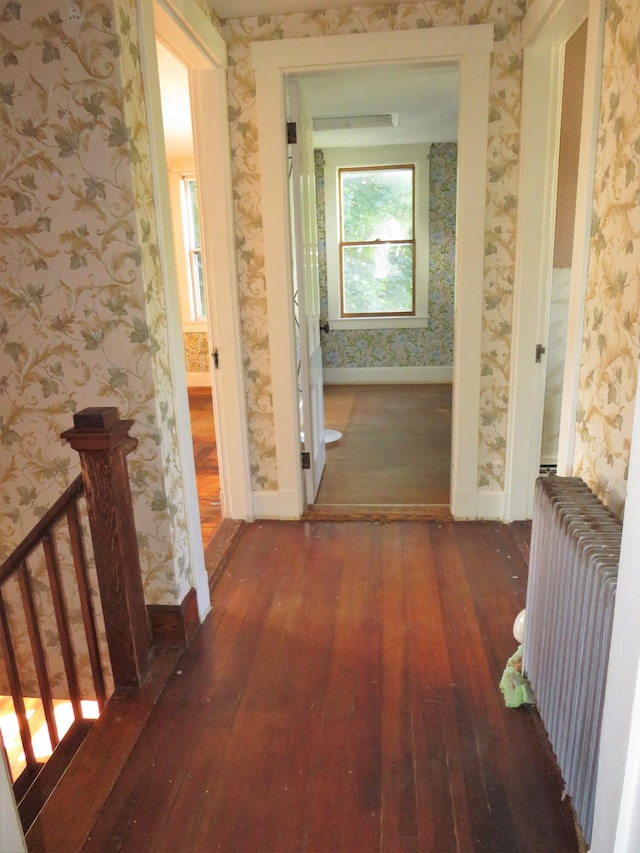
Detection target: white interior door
<box><xmin>288</xmin><ymin>79</ymin><xmax>326</xmax><ymax>503</ymax></box>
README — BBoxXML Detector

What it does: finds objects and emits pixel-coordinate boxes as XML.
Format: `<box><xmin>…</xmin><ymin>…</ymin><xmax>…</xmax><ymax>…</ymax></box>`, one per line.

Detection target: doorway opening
<box><xmin>155</xmin><ymin>40</ymin><xmax>222</xmax><ymax>549</ymax></box>
<box><xmin>315</xmin><ymin>383</ymin><xmax>452</xmax><ymax>515</ymax></box>
<box><xmin>253</xmin><ymin>26</ymin><xmax>493</xmax><ymax>520</ymax></box>
<box><xmin>142</xmin><ymin>0</ymin><xmax>252</xmax><ymax>615</ymax></box>
<box><xmin>505</xmin><ymin>0</ymin><xmax>603</xmax><ymax>521</ymax></box>
<box><xmin>539</xmin><ymin>20</ymin><xmax>588</xmax><ymax>478</ymax></box>
<box><xmin>297</xmin><ymin>70</ymin><xmax>458</xmax><ymax>515</ymax></box>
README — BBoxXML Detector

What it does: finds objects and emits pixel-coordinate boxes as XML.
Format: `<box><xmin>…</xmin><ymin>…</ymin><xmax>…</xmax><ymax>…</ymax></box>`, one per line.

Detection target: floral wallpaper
<box><xmin>1</xmin><ymin>0</ymin><xmax>635</xmax><ymax>664</ymax></box>
<box><xmin>184</xmin><ymin>331</ymin><xmax>210</xmax><ymax>373</ymax></box>
<box><xmin>573</xmin><ymin>0</ymin><xmax>640</xmax><ymax>519</ymax></box>
<box><xmin>0</xmin><ymin>0</ymin><xmax>193</xmax><ymax>614</ymax></box>
<box><xmin>224</xmin><ymin>1</ymin><xmax>526</xmax><ymax>493</ymax></box>
<box><xmin>315</xmin><ymin>143</ymin><xmax>456</xmax><ymax>370</ymax></box>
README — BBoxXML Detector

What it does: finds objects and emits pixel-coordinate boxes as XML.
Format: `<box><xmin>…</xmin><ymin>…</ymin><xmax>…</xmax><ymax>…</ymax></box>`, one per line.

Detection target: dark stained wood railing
<box><xmin>0</xmin><ymin>407</ymin><xmax>151</xmax><ymax>830</ymax></box>
<box><xmin>0</xmin><ymin>475</ymin><xmax>107</xmax><ymax>824</ymax></box>
<box><xmin>61</xmin><ymin>407</ymin><xmax>150</xmax><ymax>688</ymax></box>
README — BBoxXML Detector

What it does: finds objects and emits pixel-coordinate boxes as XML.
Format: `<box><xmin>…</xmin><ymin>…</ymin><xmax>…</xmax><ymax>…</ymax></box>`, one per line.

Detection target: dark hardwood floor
<box><xmin>190</xmin><ymin>384</ymin><xmax>454</xmax><ymax>534</ymax></box>
<box><xmin>32</xmin><ymin>518</ymin><xmax>582</xmax><ymax>853</ymax></box>
<box><xmin>317</xmin><ymin>384</ymin><xmax>452</xmax><ymax>508</ymax></box>
<box><xmin>188</xmin><ymin>387</ymin><xmax>222</xmax><ymax>547</ymax></box>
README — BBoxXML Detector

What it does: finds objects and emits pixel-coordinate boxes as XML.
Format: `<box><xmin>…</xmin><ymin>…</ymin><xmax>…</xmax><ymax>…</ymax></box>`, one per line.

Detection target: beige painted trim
<box><xmin>252</xmin><ymin>26</ymin><xmax>493</xmax><ymax>520</ymax></box>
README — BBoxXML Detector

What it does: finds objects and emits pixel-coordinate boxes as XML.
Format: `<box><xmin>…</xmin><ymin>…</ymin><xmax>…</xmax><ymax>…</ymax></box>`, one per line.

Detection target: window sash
<box><xmin>182</xmin><ymin>177</ymin><xmax>206</xmax><ymax>321</ymax></box>
<box><xmin>338</xmin><ymin>165</ymin><xmax>416</xmax><ymax>318</ymax></box>
<box><xmin>339</xmin><ymin>241</ymin><xmax>416</xmax><ymax>317</ymax></box>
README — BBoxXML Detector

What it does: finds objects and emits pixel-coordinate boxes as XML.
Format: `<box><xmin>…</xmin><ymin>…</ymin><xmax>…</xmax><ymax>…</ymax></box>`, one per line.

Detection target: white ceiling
<box><xmin>299</xmin><ymin>64</ymin><xmax>458</xmax><ymax>148</ymax></box>
<box><xmin>157</xmin><ymin>40</ymin><xmax>194</xmax><ymax>161</ymax></box>
<box><xmin>157</xmin><ymin>18</ymin><xmax>459</xmax><ymax>153</ymax></box>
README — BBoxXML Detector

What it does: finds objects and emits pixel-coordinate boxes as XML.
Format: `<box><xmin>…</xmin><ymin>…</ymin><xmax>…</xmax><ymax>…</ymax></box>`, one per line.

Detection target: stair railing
<box><xmin>0</xmin><ymin>407</ymin><xmax>150</xmax><ymax>825</ymax></box>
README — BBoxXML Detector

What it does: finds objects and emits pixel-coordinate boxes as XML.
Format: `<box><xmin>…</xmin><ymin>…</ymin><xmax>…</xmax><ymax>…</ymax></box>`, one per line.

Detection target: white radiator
<box><xmin>522</xmin><ymin>476</ymin><xmax>621</xmax><ymax>845</ymax></box>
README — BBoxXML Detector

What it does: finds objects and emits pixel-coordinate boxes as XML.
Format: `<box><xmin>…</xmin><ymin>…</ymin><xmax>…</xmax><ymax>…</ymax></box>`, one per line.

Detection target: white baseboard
<box><xmin>477</xmin><ymin>490</ymin><xmax>505</xmax><ymax>521</ymax></box>
<box><xmin>452</xmin><ymin>489</ymin><xmax>505</xmax><ymax>520</ymax></box>
<box><xmin>186</xmin><ymin>372</ymin><xmax>212</xmax><ymax>388</ymax></box>
<box><xmin>252</xmin><ymin>489</ymin><xmax>301</xmax><ymax>519</ymax></box>
<box><xmin>323</xmin><ymin>366</ymin><xmax>453</xmax><ymax>384</ymax></box>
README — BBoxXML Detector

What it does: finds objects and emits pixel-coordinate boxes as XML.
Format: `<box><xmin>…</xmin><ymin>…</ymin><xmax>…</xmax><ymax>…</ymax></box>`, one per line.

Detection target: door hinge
<box><xmin>301</xmin><ymin>451</ymin><xmax>311</xmax><ymax>469</ymax></box>
<box><xmin>535</xmin><ymin>344</ymin><xmax>546</xmax><ymax>363</ymax></box>
<box><xmin>212</xmin><ymin>348</ymin><xmax>220</xmax><ymax>369</ymax></box>
<box><xmin>287</xmin><ymin>121</ymin><xmax>297</xmax><ymax>144</ymax></box>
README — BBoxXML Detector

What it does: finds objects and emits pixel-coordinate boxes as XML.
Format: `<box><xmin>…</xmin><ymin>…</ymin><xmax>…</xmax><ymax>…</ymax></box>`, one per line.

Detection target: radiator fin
<box><xmin>523</xmin><ymin>476</ymin><xmax>620</xmax><ymax>846</ymax></box>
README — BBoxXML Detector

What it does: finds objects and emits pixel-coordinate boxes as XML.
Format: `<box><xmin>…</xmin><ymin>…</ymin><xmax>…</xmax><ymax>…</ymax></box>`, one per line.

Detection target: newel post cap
<box><xmin>61</xmin><ymin>406</ymin><xmax>137</xmax><ymax>452</ymax></box>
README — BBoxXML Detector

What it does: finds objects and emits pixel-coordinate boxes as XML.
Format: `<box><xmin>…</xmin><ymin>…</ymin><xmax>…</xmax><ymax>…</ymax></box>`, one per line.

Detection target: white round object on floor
<box><xmin>513</xmin><ymin>609</ymin><xmax>526</xmax><ymax>643</ymax></box>
<box><xmin>300</xmin><ymin>429</ymin><xmax>343</xmax><ymax>445</ymax></box>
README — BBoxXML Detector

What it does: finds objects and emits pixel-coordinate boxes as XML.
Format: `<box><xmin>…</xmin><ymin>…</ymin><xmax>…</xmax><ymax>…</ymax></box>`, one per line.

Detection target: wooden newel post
<box><xmin>61</xmin><ymin>407</ymin><xmax>150</xmax><ymax>689</ymax></box>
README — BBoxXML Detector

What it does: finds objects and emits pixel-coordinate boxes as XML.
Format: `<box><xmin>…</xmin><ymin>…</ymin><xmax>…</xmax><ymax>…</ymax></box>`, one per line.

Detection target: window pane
<box><xmin>191</xmin><ymin>249</ymin><xmax>205</xmax><ymax>319</ymax></box>
<box><xmin>341</xmin><ymin>168</ymin><xmax>413</xmax><ymax>242</ymax></box>
<box><xmin>342</xmin><ymin>244</ymin><xmax>414</xmax><ymax>314</ymax></box>
<box><xmin>187</xmin><ymin>179</ymin><xmax>201</xmax><ymax>246</ymax></box>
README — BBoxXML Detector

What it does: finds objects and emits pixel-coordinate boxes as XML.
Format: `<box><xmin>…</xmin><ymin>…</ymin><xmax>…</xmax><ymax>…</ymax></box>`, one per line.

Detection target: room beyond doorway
<box><xmin>188</xmin><ymin>387</ymin><xmax>222</xmax><ymax>548</ymax></box>
<box><xmin>305</xmin><ymin>384</ymin><xmax>452</xmax><ymax>521</ymax></box>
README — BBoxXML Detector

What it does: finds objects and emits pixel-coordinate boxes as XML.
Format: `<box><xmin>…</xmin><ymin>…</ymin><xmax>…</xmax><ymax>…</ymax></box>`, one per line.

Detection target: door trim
<box><xmin>139</xmin><ymin>0</ymin><xmax>252</xmax><ymax>618</ymax></box>
<box><xmin>252</xmin><ymin>26</ymin><xmax>493</xmax><ymax>519</ymax></box>
<box><xmin>504</xmin><ymin>0</ymin><xmax>605</xmax><ymax>520</ymax></box>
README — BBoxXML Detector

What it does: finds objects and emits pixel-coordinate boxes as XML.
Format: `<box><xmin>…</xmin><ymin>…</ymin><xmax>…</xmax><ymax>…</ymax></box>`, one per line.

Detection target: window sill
<box><xmin>327</xmin><ymin>316</ymin><xmax>429</xmax><ymax>331</ymax></box>
<box><xmin>182</xmin><ymin>320</ymin><xmax>208</xmax><ymax>333</ymax></box>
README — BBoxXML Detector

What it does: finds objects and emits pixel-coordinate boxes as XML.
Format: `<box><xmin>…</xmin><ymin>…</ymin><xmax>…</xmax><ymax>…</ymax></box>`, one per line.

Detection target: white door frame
<box><xmin>138</xmin><ymin>0</ymin><xmax>252</xmax><ymax>617</ymax></box>
<box><xmin>504</xmin><ymin>0</ymin><xmax>605</xmax><ymax>520</ymax></box>
<box><xmin>252</xmin><ymin>26</ymin><xmax>493</xmax><ymax>520</ymax></box>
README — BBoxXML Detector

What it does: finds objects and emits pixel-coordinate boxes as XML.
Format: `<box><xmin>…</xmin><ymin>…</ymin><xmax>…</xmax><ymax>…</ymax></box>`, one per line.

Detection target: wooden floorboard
<box><xmin>188</xmin><ymin>386</ymin><xmax>222</xmax><ymax>548</ymax></box>
<box><xmin>52</xmin><ymin>519</ymin><xmax>584</xmax><ymax>853</ymax></box>
<box><xmin>25</xmin><ymin>649</ymin><xmax>183</xmax><ymax>852</ymax></box>
<box><xmin>317</xmin><ymin>384</ymin><xmax>452</xmax><ymax>508</ymax></box>
<box><xmin>191</xmin><ymin>384</ymin><xmax>454</xmax><ymax>531</ymax></box>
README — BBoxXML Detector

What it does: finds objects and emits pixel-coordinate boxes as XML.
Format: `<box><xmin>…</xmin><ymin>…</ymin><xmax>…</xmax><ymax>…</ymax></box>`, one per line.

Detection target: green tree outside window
<box><xmin>339</xmin><ymin>166</ymin><xmax>415</xmax><ymax>316</ymax></box>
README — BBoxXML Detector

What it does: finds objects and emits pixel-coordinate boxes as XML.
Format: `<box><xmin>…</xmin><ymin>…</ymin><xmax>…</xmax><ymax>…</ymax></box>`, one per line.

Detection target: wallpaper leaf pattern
<box><xmin>573</xmin><ymin>0</ymin><xmax>640</xmax><ymax>518</ymax></box>
<box><xmin>314</xmin><ymin>144</ymin><xmax>456</xmax><ymax>370</ymax></box>
<box><xmin>0</xmin><ymin>0</ymin><xmax>192</xmax><ymax>613</ymax></box>
<box><xmin>0</xmin><ymin>0</ymin><xmax>636</xmax><ymax>704</ymax></box>
<box><xmin>224</xmin><ymin>0</ymin><xmax>526</xmax><ymax>492</ymax></box>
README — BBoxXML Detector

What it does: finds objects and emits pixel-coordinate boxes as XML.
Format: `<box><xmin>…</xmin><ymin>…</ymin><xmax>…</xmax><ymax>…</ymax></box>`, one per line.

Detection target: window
<box><xmin>324</xmin><ymin>145</ymin><xmax>430</xmax><ymax>331</ymax></box>
<box><xmin>181</xmin><ymin>177</ymin><xmax>205</xmax><ymax>321</ymax></box>
<box><xmin>339</xmin><ymin>165</ymin><xmax>415</xmax><ymax>317</ymax></box>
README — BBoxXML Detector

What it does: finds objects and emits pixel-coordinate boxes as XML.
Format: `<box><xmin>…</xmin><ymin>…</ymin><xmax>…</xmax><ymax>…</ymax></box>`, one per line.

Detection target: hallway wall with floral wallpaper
<box><xmin>2</xmin><ymin>0</ymin><xmax>638</xmax><ymax>593</ymax></box>
<box><xmin>0</xmin><ymin>0</ymin><xmax>214</xmax><ymax>609</ymax></box>
<box><xmin>224</xmin><ymin>1</ymin><xmax>525</xmax><ymax>493</ymax></box>
<box><xmin>572</xmin><ymin>0</ymin><xmax>640</xmax><ymax>518</ymax></box>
